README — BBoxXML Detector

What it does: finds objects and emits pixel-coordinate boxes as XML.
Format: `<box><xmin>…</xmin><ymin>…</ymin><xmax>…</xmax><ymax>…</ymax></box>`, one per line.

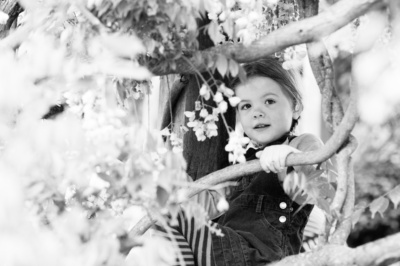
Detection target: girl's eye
<box><xmin>240</xmin><ymin>103</ymin><xmax>251</xmax><ymax>110</ymax></box>
<box><xmin>265</xmin><ymin>99</ymin><xmax>276</xmax><ymax>105</ymax></box>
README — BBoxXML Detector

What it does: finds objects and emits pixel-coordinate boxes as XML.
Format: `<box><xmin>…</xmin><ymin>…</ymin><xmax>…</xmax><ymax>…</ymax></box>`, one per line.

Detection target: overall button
<box><xmin>279</xmin><ymin>202</ymin><xmax>287</xmax><ymax>209</ymax></box>
<box><xmin>279</xmin><ymin>216</ymin><xmax>287</xmax><ymax>223</ymax></box>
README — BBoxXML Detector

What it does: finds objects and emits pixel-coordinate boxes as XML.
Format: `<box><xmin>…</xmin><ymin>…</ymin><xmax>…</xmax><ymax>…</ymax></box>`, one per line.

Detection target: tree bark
<box><xmin>269</xmin><ymin>231</ymin><xmax>400</xmax><ymax>266</ymax></box>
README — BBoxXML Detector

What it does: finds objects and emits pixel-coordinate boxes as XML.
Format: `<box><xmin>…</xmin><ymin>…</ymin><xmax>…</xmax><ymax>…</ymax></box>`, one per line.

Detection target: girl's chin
<box><xmin>253</xmin><ymin>138</ymin><xmax>272</xmax><ymax>147</ymax></box>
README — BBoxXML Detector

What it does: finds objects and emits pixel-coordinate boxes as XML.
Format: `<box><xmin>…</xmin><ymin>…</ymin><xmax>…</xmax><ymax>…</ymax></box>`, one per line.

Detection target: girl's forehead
<box><xmin>235</xmin><ymin>76</ymin><xmax>284</xmax><ymax>97</ymax></box>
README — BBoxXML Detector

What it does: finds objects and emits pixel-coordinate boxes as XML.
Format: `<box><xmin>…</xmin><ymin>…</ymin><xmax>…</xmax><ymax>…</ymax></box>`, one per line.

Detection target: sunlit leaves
<box><xmin>283</xmin><ymin>167</ymin><xmax>335</xmax><ymax>214</ymax></box>
<box><xmin>387</xmin><ymin>185</ymin><xmax>400</xmax><ymax>208</ymax></box>
<box><xmin>99</xmin><ymin>33</ymin><xmax>145</xmax><ymax>58</ymax></box>
<box><xmin>229</xmin><ymin>59</ymin><xmax>239</xmax><ymax>77</ymax></box>
<box><xmin>156</xmin><ymin>186</ymin><xmax>169</xmax><ymax>208</ymax></box>
<box><xmin>216</xmin><ymin>55</ymin><xmax>228</xmax><ymax>76</ymax></box>
<box><xmin>208</xmin><ymin>20</ymin><xmax>225</xmax><ymax>45</ymax></box>
<box><xmin>369</xmin><ymin>197</ymin><xmax>389</xmax><ymax>219</ymax></box>
<box><xmin>351</xmin><ymin>184</ymin><xmax>400</xmax><ymax>227</ymax></box>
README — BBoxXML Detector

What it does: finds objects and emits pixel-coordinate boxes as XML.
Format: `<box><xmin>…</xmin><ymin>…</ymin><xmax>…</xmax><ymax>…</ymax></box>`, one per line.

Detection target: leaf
<box><xmin>351</xmin><ymin>203</ymin><xmax>367</xmax><ymax>228</ymax></box>
<box><xmin>97</xmin><ymin>58</ymin><xmax>152</xmax><ymax>80</ymax></box>
<box><xmin>99</xmin><ymin>33</ymin><xmax>145</xmax><ymax>58</ymax></box>
<box><xmin>387</xmin><ymin>185</ymin><xmax>400</xmax><ymax>208</ymax></box>
<box><xmin>369</xmin><ymin>197</ymin><xmax>389</xmax><ymax>219</ymax></box>
<box><xmin>222</xmin><ymin>19</ymin><xmax>234</xmax><ymax>38</ymax></box>
<box><xmin>307</xmin><ymin>169</ymin><xmax>325</xmax><ymax>180</ymax></box>
<box><xmin>303</xmin><ymin>173</ymin><xmax>336</xmax><ymax>214</ymax></box>
<box><xmin>229</xmin><ymin>59</ymin><xmax>239</xmax><ymax>77</ymax></box>
<box><xmin>238</xmin><ymin>64</ymin><xmax>247</xmax><ymax>84</ymax></box>
<box><xmin>115</xmin><ymin>81</ymin><xmax>127</xmax><ymax>104</ymax></box>
<box><xmin>164</xmin><ymin>3</ymin><xmax>180</xmax><ymax>21</ymax></box>
<box><xmin>316</xmin><ymin>197</ymin><xmax>330</xmax><ymax>214</ymax></box>
<box><xmin>216</xmin><ymin>55</ymin><xmax>228</xmax><ymax>77</ymax></box>
<box><xmin>156</xmin><ymin>186</ymin><xmax>170</xmax><ymax>208</ymax></box>
<box><xmin>207</xmin><ymin>21</ymin><xmax>220</xmax><ymax>45</ymax></box>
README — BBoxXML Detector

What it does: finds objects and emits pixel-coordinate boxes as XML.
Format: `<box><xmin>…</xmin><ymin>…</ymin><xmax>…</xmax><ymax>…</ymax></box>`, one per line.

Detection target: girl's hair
<box><xmin>230</xmin><ymin>57</ymin><xmax>303</xmax><ymax>133</ymax></box>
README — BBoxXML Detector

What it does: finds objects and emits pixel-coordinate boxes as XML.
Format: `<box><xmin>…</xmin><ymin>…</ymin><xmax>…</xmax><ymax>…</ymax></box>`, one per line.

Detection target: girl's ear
<box><xmin>292</xmin><ymin>104</ymin><xmax>301</xmax><ymax>120</ymax></box>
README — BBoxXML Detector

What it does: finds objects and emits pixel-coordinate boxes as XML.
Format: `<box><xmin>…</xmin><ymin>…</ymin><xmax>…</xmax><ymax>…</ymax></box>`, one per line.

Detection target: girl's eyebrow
<box><xmin>261</xmin><ymin>92</ymin><xmax>278</xmax><ymax>98</ymax></box>
<box><xmin>239</xmin><ymin>92</ymin><xmax>278</xmax><ymax>102</ymax></box>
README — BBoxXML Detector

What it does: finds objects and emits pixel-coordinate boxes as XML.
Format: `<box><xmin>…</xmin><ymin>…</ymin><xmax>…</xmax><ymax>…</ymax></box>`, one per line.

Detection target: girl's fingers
<box><xmin>279</xmin><ymin>154</ymin><xmax>286</xmax><ymax>170</ymax></box>
<box><xmin>259</xmin><ymin>153</ymin><xmax>270</xmax><ymax>173</ymax></box>
<box><xmin>259</xmin><ymin>145</ymin><xmax>302</xmax><ymax>173</ymax></box>
<box><xmin>272</xmin><ymin>158</ymin><xmax>280</xmax><ymax>173</ymax></box>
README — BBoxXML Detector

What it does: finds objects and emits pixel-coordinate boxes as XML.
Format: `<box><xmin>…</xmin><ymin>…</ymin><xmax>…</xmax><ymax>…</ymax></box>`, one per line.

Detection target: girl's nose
<box><xmin>253</xmin><ymin>111</ymin><xmax>264</xmax><ymax>118</ymax></box>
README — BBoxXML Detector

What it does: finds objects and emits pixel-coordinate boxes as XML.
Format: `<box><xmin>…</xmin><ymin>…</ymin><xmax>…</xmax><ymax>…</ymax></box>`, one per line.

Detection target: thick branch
<box><xmin>330</xmin><ymin>137</ymin><xmax>356</xmax><ymax>217</ymax></box>
<box><xmin>269</xmin><ymin>231</ymin><xmax>400</xmax><ymax>266</ymax></box>
<box><xmin>160</xmin><ymin>75</ymin><xmax>188</xmax><ymax>131</ymax></box>
<box><xmin>128</xmin><ymin>214</ymin><xmax>154</xmax><ymax>237</ymax></box>
<box><xmin>330</xmin><ymin>157</ymin><xmax>355</xmax><ymax>245</ymax></box>
<box><xmin>307</xmin><ymin>42</ymin><xmax>344</xmax><ymax>131</ymax></box>
<box><xmin>300</xmin><ymin>0</ymin><xmax>345</xmax><ymax>132</ymax></box>
<box><xmin>148</xmin><ymin>0</ymin><xmax>383</xmax><ymax>75</ymax></box>
<box><xmin>301</xmin><ymin>0</ymin><xmax>359</xmax><ymax>245</ymax></box>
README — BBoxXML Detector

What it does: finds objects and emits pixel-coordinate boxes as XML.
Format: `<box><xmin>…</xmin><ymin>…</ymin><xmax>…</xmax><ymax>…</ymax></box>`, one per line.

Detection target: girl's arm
<box><xmin>258</xmin><ymin>133</ymin><xmax>324</xmax><ymax>174</ymax></box>
<box><xmin>258</xmin><ymin>134</ymin><xmax>331</xmax><ymax>205</ymax></box>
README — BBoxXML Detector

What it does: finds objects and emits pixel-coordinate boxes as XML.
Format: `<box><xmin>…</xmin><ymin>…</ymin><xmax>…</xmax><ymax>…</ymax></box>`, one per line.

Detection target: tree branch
<box><xmin>307</xmin><ymin>42</ymin><xmax>345</xmax><ymax>131</ymax></box>
<box><xmin>160</xmin><ymin>75</ymin><xmax>188</xmax><ymax>131</ymax></box>
<box><xmin>269</xmin><ymin>231</ymin><xmax>400</xmax><ymax>266</ymax></box>
<box><xmin>300</xmin><ymin>0</ymin><xmax>359</xmax><ymax>244</ymax></box>
<box><xmin>147</xmin><ymin>0</ymin><xmax>384</xmax><ymax>75</ymax></box>
<box><xmin>331</xmin><ymin>162</ymin><xmax>355</xmax><ymax>244</ymax></box>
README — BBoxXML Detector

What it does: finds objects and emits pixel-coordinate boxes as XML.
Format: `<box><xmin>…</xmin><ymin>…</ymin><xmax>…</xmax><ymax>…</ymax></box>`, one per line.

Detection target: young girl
<box><xmin>157</xmin><ymin>57</ymin><xmax>329</xmax><ymax>266</ymax></box>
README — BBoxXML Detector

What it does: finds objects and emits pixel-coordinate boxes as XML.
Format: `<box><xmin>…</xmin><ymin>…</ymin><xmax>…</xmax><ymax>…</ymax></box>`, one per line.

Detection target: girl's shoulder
<box><xmin>288</xmin><ymin>133</ymin><xmax>323</xmax><ymax>152</ymax></box>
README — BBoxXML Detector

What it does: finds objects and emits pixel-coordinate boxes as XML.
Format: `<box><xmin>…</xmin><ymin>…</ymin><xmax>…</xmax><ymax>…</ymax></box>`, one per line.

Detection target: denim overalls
<box><xmin>211</xmin><ymin>138</ymin><xmax>313</xmax><ymax>266</ymax></box>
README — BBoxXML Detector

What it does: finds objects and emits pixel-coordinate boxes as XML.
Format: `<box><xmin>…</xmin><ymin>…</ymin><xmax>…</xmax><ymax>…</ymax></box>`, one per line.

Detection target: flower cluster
<box><xmin>185</xmin><ymin>108</ymin><xmax>219</xmax><ymax>141</ymax></box>
<box><xmin>280</xmin><ymin>45</ymin><xmax>307</xmax><ymax>70</ymax></box>
<box><xmin>225</xmin><ymin>131</ymin><xmax>250</xmax><ymax>164</ymax></box>
<box><xmin>160</xmin><ymin>127</ymin><xmax>184</xmax><ymax>153</ymax></box>
<box><xmin>185</xmin><ymin>83</ymin><xmax>241</xmax><ymax>142</ymax></box>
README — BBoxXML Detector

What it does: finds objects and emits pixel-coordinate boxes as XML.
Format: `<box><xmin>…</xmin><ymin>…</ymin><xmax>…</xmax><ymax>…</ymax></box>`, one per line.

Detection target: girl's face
<box><xmin>235</xmin><ymin>76</ymin><xmax>300</xmax><ymax>147</ymax></box>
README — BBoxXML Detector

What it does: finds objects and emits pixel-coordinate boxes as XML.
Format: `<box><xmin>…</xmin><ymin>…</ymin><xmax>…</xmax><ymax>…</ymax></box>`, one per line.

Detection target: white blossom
<box><xmin>200</xmin><ymin>108</ymin><xmax>208</xmax><ymax>118</ymax></box>
<box><xmin>0</xmin><ymin>11</ymin><xmax>9</xmax><ymax>25</ymax></box>
<box><xmin>218</xmin><ymin>101</ymin><xmax>228</xmax><ymax>113</ymax></box>
<box><xmin>160</xmin><ymin>127</ymin><xmax>171</xmax><ymax>136</ymax></box>
<box><xmin>213</xmin><ymin>92</ymin><xmax>223</xmax><ymax>103</ymax></box>
<box><xmin>217</xmin><ymin>198</ymin><xmax>229</xmax><ymax>212</ymax></box>
<box><xmin>225</xmin><ymin>131</ymin><xmax>250</xmax><ymax>164</ymax></box>
<box><xmin>229</xmin><ymin>96</ymin><xmax>241</xmax><ymax>107</ymax></box>
<box><xmin>199</xmin><ymin>84</ymin><xmax>210</xmax><ymax>100</ymax></box>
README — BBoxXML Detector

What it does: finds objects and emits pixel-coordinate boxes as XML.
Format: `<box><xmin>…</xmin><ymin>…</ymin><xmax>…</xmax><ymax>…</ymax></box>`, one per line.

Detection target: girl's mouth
<box><xmin>254</xmin><ymin>124</ymin><xmax>270</xmax><ymax>129</ymax></box>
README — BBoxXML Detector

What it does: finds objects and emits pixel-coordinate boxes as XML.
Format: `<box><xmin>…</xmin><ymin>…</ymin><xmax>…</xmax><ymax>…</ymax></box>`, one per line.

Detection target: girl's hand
<box><xmin>256</xmin><ymin>145</ymin><xmax>301</xmax><ymax>173</ymax></box>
